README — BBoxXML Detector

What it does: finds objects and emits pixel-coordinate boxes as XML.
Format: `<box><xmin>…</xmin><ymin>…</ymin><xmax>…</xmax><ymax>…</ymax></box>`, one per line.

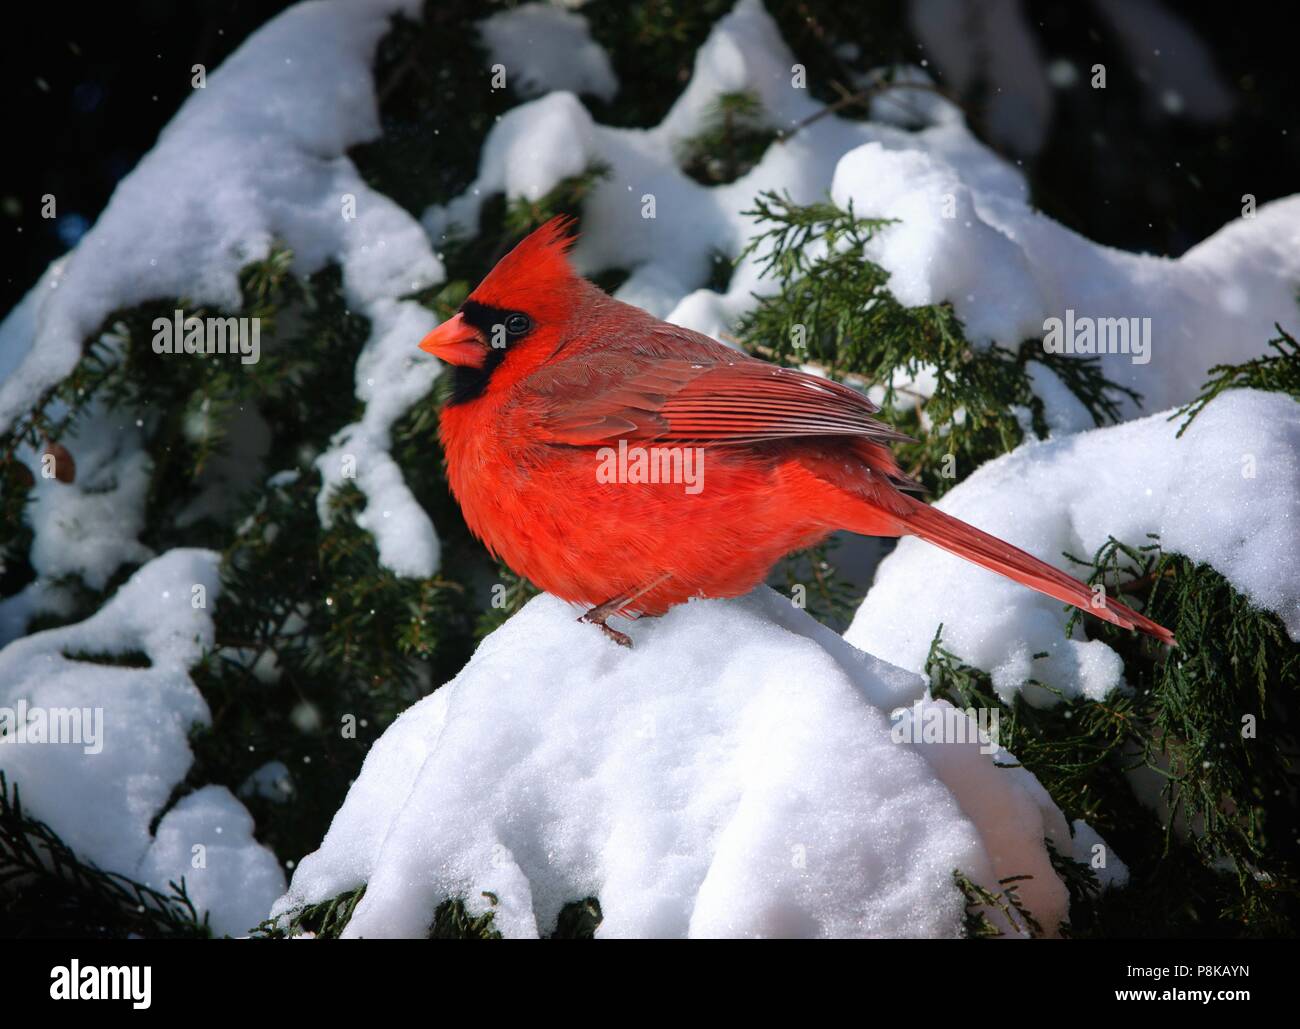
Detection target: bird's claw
<box><xmin>599</xmin><ymin>621</ymin><xmax>633</xmax><ymax>648</ymax></box>
<box><xmin>577</xmin><ymin>612</ymin><xmax>632</xmax><ymax>648</ymax></box>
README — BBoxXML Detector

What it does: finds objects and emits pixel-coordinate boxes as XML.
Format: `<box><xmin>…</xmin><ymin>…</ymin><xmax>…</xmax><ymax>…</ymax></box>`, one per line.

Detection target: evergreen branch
<box><xmin>927</xmin><ymin>525</ymin><xmax>1300</xmax><ymax>936</ymax></box>
<box><xmin>775</xmin><ymin>76</ymin><xmax>965</xmax><ymax>143</ymax></box>
<box><xmin>0</xmin><ymin>772</ymin><xmax>209</xmax><ymax>938</ymax></box>
<box><xmin>259</xmin><ymin>887</ymin><xmax>602</xmax><ymax>939</ymax></box>
<box><xmin>1174</xmin><ymin>323</ymin><xmax>1300</xmax><ymax>436</ymax></box>
<box><xmin>677</xmin><ymin>91</ymin><xmax>777</xmax><ymax>184</ymax></box>
<box><xmin>953</xmin><ymin>869</ymin><xmax>1045</xmax><ymax>938</ymax></box>
<box><xmin>735</xmin><ymin>191</ymin><xmax>1135</xmax><ymax>495</ymax></box>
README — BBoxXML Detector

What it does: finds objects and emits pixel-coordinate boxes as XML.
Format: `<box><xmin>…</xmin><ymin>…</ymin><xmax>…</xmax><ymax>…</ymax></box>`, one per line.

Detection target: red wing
<box><xmin>523</xmin><ymin>327</ymin><xmax>910</xmax><ymax>448</ymax></box>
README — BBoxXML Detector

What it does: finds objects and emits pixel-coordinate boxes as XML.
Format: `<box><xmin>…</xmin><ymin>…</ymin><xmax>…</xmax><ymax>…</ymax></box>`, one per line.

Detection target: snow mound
<box><xmin>847</xmin><ymin>390</ymin><xmax>1300</xmax><ymax>704</ymax></box>
<box><xmin>831</xmin><ymin>143</ymin><xmax>1300</xmax><ymax>418</ymax></box>
<box><xmin>0</xmin><ymin>549</ymin><xmax>284</xmax><ymax>937</ymax></box>
<box><xmin>274</xmin><ymin>588</ymin><xmax>1076</xmax><ymax>938</ymax></box>
<box><xmin>479</xmin><ymin>3</ymin><xmax>618</xmax><ymax>102</ymax></box>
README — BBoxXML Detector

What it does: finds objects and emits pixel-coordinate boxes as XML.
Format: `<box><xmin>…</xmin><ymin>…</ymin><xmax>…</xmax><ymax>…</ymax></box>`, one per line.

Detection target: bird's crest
<box><xmin>470</xmin><ymin>215</ymin><xmax>578</xmax><ymax>308</ymax></box>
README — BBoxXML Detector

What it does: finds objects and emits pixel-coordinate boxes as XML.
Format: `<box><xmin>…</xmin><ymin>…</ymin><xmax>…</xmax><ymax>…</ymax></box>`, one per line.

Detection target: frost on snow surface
<box><xmin>275</xmin><ymin>589</ymin><xmax>1077</xmax><ymax>938</ymax></box>
<box><xmin>0</xmin><ymin>551</ymin><xmax>284</xmax><ymax>937</ymax></box>
<box><xmin>847</xmin><ymin>390</ymin><xmax>1300</xmax><ymax>704</ymax></box>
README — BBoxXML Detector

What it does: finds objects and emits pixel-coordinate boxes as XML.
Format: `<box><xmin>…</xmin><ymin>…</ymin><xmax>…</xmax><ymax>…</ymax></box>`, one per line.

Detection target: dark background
<box><xmin>2</xmin><ymin>0</ymin><xmax>1296</xmax><ymax>317</ymax></box>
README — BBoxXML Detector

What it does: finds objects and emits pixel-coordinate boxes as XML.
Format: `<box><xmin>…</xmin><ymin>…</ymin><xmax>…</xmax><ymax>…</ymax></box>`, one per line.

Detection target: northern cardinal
<box><xmin>420</xmin><ymin>217</ymin><xmax>1175</xmax><ymax>648</ymax></box>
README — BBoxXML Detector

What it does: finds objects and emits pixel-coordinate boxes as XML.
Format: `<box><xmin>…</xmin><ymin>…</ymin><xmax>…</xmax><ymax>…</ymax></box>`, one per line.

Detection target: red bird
<box><xmin>420</xmin><ymin>217</ymin><xmax>1175</xmax><ymax>648</ymax></box>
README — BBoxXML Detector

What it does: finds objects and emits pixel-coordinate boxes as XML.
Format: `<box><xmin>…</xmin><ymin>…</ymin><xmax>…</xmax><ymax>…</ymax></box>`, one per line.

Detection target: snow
<box><xmin>479</xmin><ymin>4</ymin><xmax>618</xmax><ymax>102</ymax></box>
<box><xmin>832</xmin><ymin>144</ymin><xmax>1041</xmax><ymax>345</ymax></box>
<box><xmin>863</xmin><ymin>65</ymin><xmax>963</xmax><ymax>130</ymax></box>
<box><xmin>0</xmin><ymin>0</ymin><xmax>444</xmax><ymax>579</ymax></box>
<box><xmin>240</xmin><ymin>760</ymin><xmax>294</xmax><ymax>803</ymax></box>
<box><xmin>23</xmin><ymin>398</ymin><xmax>154</xmax><ymax>592</ymax></box>
<box><xmin>1071</xmin><ymin>819</ymin><xmax>1131</xmax><ymax>890</ymax></box>
<box><xmin>847</xmin><ymin>390</ymin><xmax>1300</xmax><ymax>704</ymax></box>
<box><xmin>0</xmin><ymin>549</ymin><xmax>284</xmax><ymax>937</ymax></box>
<box><xmin>0</xmin><ymin>579</ymin><xmax>77</xmax><ymax>651</ymax></box>
<box><xmin>433</xmin><ymin>0</ymin><xmax>1300</xmax><ymax>426</ymax></box>
<box><xmin>274</xmin><ymin>588</ymin><xmax>1075</xmax><ymax>938</ymax></box>
<box><xmin>138</xmin><ymin>785</ymin><xmax>287</xmax><ymax>938</ymax></box>
<box><xmin>831</xmin><ymin>144</ymin><xmax>1300</xmax><ymax>419</ymax></box>
<box><xmin>315</xmin><ymin>298</ymin><xmax>440</xmax><ymax>577</ymax></box>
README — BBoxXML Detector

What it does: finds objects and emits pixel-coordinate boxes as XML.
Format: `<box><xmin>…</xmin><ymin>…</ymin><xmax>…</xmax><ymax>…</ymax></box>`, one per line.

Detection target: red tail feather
<box><xmin>882</xmin><ymin>496</ymin><xmax>1177</xmax><ymax>646</ymax></box>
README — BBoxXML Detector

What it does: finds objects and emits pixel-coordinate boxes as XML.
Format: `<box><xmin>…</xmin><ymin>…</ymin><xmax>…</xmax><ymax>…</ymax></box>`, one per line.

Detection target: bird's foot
<box><xmin>578</xmin><ymin>605</ymin><xmax>633</xmax><ymax>648</ymax></box>
<box><xmin>578</xmin><ymin>575</ymin><xmax>672</xmax><ymax>649</ymax></box>
<box><xmin>596</xmin><ymin>620</ymin><xmax>634</xmax><ymax>648</ymax></box>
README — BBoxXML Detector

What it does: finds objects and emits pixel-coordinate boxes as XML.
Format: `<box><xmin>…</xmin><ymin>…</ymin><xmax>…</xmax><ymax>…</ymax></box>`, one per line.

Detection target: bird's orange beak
<box><xmin>418</xmin><ymin>312</ymin><xmax>487</xmax><ymax>367</ymax></box>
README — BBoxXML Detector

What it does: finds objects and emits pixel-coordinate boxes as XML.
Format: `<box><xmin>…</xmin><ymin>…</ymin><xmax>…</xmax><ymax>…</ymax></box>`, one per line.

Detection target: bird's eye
<box><xmin>504</xmin><ymin>312</ymin><xmax>531</xmax><ymax>337</ymax></box>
